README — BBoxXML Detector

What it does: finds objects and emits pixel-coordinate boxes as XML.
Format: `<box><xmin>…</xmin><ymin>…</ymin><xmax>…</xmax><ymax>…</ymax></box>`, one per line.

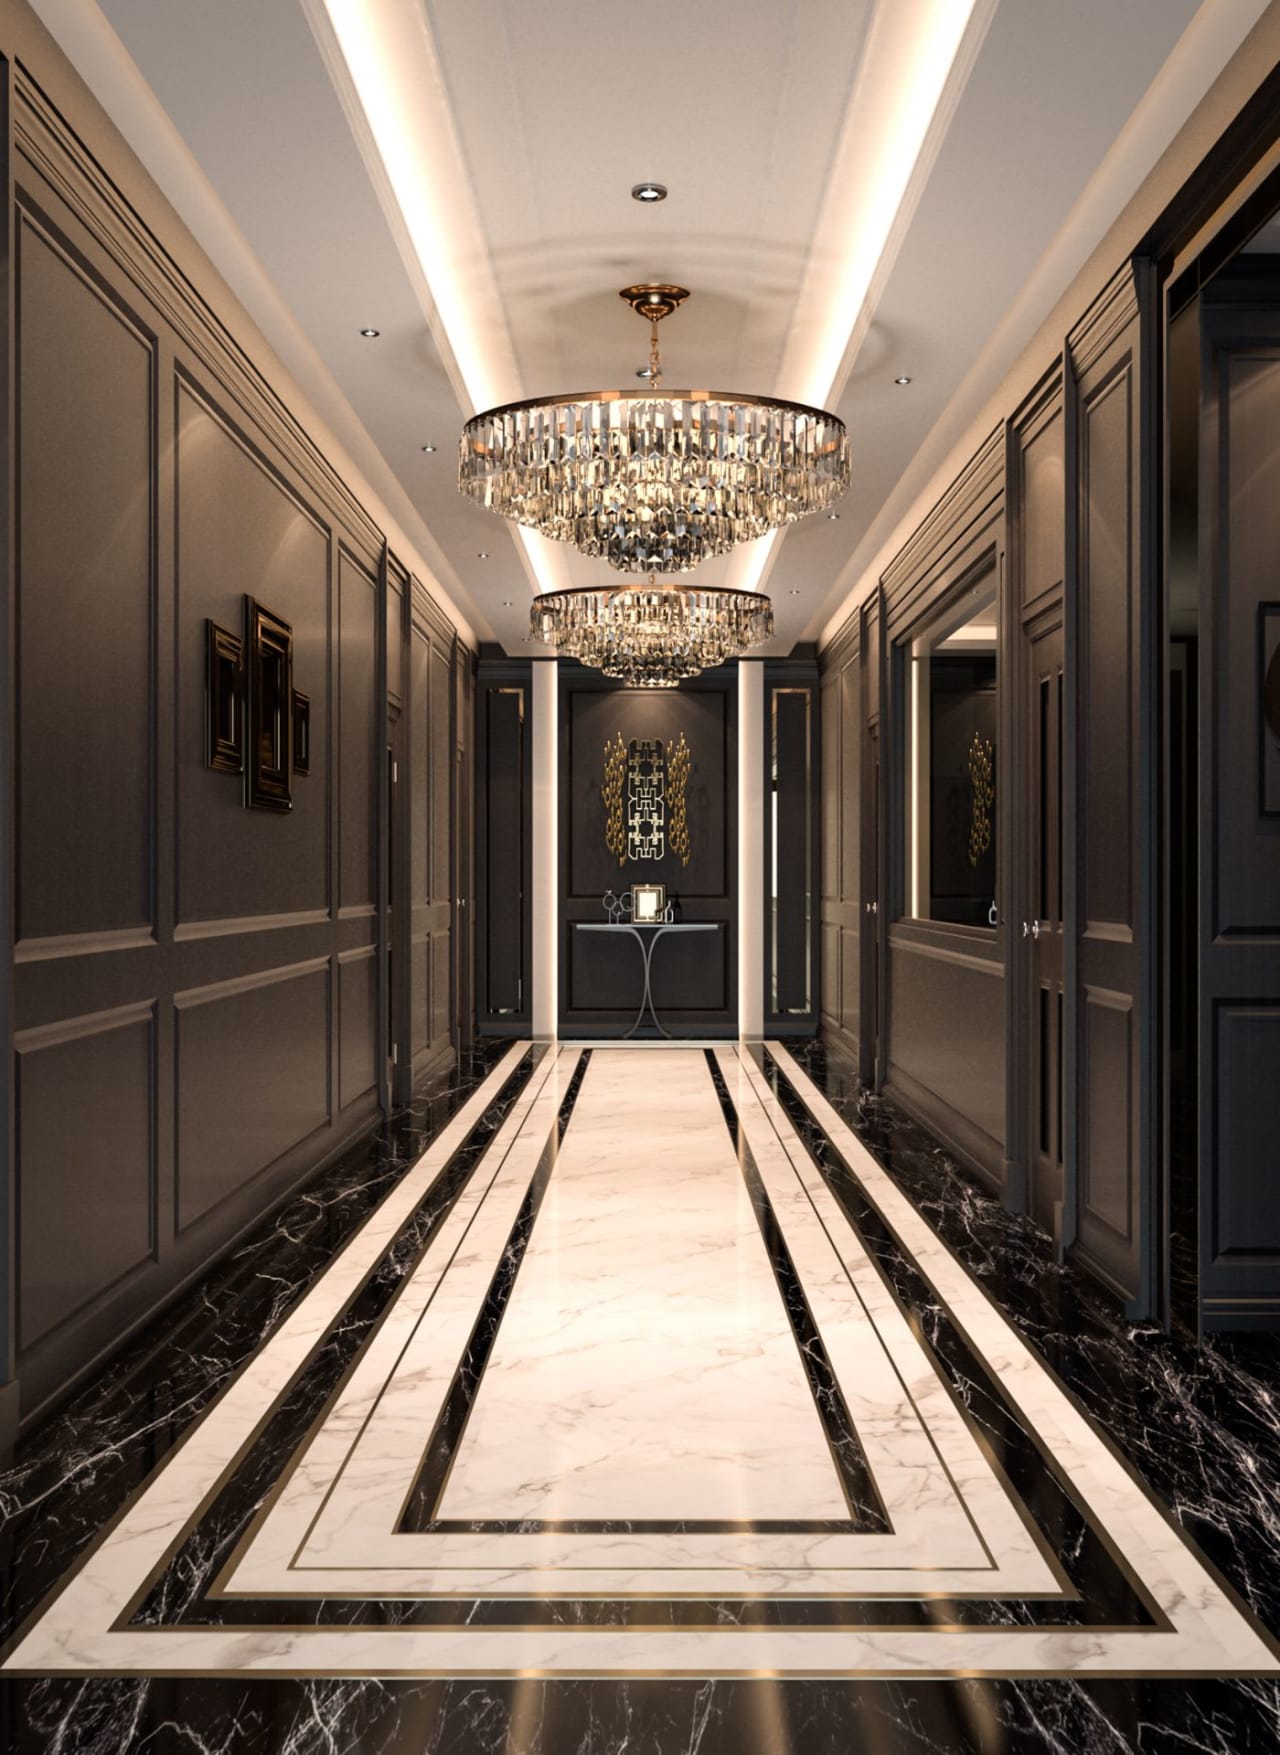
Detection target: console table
<box><xmin>575</xmin><ymin>922</ymin><xmax>718</xmax><ymax>1038</ymax></box>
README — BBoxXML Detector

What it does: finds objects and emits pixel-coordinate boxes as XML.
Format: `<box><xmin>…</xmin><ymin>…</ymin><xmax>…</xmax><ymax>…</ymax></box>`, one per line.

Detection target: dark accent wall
<box><xmin>764</xmin><ymin>656</ymin><xmax>820</xmax><ymax>1037</ymax></box>
<box><xmin>1</xmin><ymin>25</ymin><xmax>467</xmax><ymax>1422</ymax></box>
<box><xmin>475</xmin><ymin>652</ymin><xmax>532</xmax><ymax>1035</ymax></box>
<box><xmin>558</xmin><ymin>664</ymin><xmax>737</xmax><ymax>1038</ymax></box>
<box><xmin>1196</xmin><ymin>261</ymin><xmax>1280</xmax><ymax>1328</ymax></box>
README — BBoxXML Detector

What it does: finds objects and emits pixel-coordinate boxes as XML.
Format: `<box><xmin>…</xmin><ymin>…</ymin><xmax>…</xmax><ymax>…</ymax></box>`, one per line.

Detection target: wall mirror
<box><xmin>903</xmin><ymin>573</ymin><xmax>998</xmax><ymax>928</ymax></box>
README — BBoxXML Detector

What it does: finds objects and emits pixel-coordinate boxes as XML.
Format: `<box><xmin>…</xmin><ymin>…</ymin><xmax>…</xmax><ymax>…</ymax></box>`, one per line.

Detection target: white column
<box><xmin>530</xmin><ymin>659</ymin><xmax>558</xmax><ymax>1040</ymax></box>
<box><xmin>738</xmin><ymin>659</ymin><xmax>764</xmax><ymax>1040</ymax></box>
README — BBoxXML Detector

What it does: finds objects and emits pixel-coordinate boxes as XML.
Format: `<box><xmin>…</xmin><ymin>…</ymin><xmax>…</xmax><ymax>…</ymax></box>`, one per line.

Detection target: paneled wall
<box><xmin>817</xmin><ymin>264</ymin><xmax>1162</xmax><ymax>1309</ymax></box>
<box><xmin>878</xmin><ymin>432</ymin><xmax>1009</xmax><ymax>1190</ymax></box>
<box><xmin>2</xmin><ymin>43</ymin><xmax>465</xmax><ymax>1422</ymax></box>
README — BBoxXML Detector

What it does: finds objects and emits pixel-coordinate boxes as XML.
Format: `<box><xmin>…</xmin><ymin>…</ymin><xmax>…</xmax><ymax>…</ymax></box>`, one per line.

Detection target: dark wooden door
<box><xmin>1025</xmin><ymin>613</ymin><xmax>1065</xmax><ymax>1234</ymax></box>
<box><xmin>1197</xmin><ymin>268</ymin><xmax>1280</xmax><ymax>1329</ymax></box>
<box><xmin>1065</xmin><ymin>261</ymin><xmax>1157</xmax><ymax>1314</ymax></box>
<box><xmin>863</xmin><ymin>720</ymin><xmax>882</xmax><ymax>1087</ymax></box>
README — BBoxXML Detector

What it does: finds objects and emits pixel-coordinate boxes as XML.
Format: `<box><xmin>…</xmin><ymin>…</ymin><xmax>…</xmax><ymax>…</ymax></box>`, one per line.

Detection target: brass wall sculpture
<box><xmin>967</xmin><ymin>731</ymin><xmax>994</xmax><ymax>867</ymax></box>
<box><xmin>667</xmin><ymin>731</ymin><xmax>692</xmax><ymax>865</ymax></box>
<box><xmin>601</xmin><ymin>731</ymin><xmax>693</xmax><ymax>868</ymax></box>
<box><xmin>626</xmin><ymin>739</ymin><xmax>666</xmax><ymax>860</ymax></box>
<box><xmin>602</xmin><ymin>732</ymin><xmax>626</xmax><ymax>864</ymax></box>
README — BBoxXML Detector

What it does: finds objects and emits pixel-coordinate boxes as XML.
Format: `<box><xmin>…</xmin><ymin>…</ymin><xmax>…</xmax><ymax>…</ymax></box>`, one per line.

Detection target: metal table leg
<box><xmin>622</xmin><ymin>927</ymin><xmax>671</xmax><ymax>1039</ymax></box>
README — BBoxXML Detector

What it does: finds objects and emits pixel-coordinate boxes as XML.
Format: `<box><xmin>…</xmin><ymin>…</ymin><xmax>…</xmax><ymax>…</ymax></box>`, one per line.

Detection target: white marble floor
<box><xmin>4</xmin><ymin>1044</ymin><xmax>1278</xmax><ymax>1679</ymax></box>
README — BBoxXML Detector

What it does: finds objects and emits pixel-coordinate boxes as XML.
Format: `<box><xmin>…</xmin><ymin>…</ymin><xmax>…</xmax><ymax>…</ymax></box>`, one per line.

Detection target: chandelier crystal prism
<box><xmin>459</xmin><ymin>284</ymin><xmax>850</xmax><ymax>574</ymax></box>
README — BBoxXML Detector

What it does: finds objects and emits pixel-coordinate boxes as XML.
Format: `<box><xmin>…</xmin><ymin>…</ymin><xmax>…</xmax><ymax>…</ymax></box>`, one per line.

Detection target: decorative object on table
<box><xmin>462</xmin><ymin>281</ymin><xmax>844</xmax><ymax>682</ymax></box>
<box><xmin>292</xmin><ymin>690</ymin><xmax>311</xmax><ymax>776</ymax></box>
<box><xmin>663</xmin><ymin>901</ymin><xmax>675</xmax><ymax>923</ymax></box>
<box><xmin>205</xmin><ymin>620</ymin><xmax>244</xmax><ymax>774</ymax></box>
<box><xmin>602</xmin><ymin>889</ymin><xmax>623</xmax><ymax>922</ymax></box>
<box><xmin>245</xmin><ymin>596</ymin><xmax>293</xmax><ymax>812</ymax></box>
<box><xmin>602</xmin><ymin>732</ymin><xmax>626</xmax><ymax>863</ymax></box>
<box><xmin>967</xmin><ymin>731</ymin><xmax>994</xmax><ymax>866</ymax></box>
<box><xmin>631</xmin><ymin>883</ymin><xmax>665</xmax><ymax>924</ymax></box>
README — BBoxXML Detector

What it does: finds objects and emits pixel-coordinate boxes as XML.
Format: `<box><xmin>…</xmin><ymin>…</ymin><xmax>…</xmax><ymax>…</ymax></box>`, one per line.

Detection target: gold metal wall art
<box><xmin>668</xmin><ymin>731</ymin><xmax>692</xmax><ymax>866</ymax></box>
<box><xmin>627</xmin><ymin>738</ymin><xmax>666</xmax><ymax>860</ymax></box>
<box><xmin>968</xmin><ymin>731</ymin><xmax>994</xmax><ymax>867</ymax></box>
<box><xmin>601</xmin><ymin>731</ymin><xmax>694</xmax><ymax>868</ymax></box>
<box><xmin>602</xmin><ymin>732</ymin><xmax>626</xmax><ymax>865</ymax></box>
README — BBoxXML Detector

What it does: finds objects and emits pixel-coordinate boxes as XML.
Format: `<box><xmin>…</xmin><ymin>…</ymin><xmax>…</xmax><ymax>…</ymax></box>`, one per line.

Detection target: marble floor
<box><xmin>1</xmin><ymin>1041</ymin><xmax>1278</xmax><ymax>1752</ymax></box>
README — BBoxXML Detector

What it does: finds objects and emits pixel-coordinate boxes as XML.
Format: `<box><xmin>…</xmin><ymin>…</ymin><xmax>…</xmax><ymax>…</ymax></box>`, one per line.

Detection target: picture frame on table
<box><xmin>631</xmin><ymin>883</ymin><xmax>665</xmax><ymax>923</ymax></box>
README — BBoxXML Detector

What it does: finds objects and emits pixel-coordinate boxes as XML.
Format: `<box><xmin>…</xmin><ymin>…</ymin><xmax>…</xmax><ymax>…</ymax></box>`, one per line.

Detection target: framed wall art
<box><xmin>292</xmin><ymin>689</ymin><xmax>311</xmax><ymax>777</ymax></box>
<box><xmin>245</xmin><ymin>596</ymin><xmax>293</xmax><ymax>812</ymax></box>
<box><xmin>205</xmin><ymin>620</ymin><xmax>244</xmax><ymax>774</ymax></box>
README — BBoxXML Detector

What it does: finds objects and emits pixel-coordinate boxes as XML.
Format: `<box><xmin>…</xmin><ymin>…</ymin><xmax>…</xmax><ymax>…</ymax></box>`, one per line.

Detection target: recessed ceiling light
<box><xmin>894</xmin><ymin>374</ymin><xmax>912</xmax><ymax>385</ymax></box>
<box><xmin>421</xmin><ymin>443</ymin><xmax>437</xmax><ymax>453</ymax></box>
<box><xmin>827</xmin><ymin>512</ymin><xmax>840</xmax><ymax>521</ymax></box>
<box><xmin>631</xmin><ymin>181</ymin><xmax>668</xmax><ymax>203</ymax></box>
<box><xmin>359</xmin><ymin>326</ymin><xmax>381</xmax><ymax>338</ymax></box>
<box><xmin>477</xmin><ymin>552</ymin><xmax>489</xmax><ymax>559</ymax></box>
<box><xmin>790</xmin><ymin>589</ymin><xmax>801</xmax><ymax>596</ymax></box>
<box><xmin>502</xmin><ymin>599</ymin><xmax>514</xmax><ymax>607</ymax></box>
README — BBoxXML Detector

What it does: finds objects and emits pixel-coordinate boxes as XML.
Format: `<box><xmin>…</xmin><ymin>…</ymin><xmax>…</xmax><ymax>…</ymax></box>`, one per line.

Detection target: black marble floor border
<box><xmin>2</xmin><ymin>1041</ymin><xmax>1279</xmax><ymax>1753</ymax></box>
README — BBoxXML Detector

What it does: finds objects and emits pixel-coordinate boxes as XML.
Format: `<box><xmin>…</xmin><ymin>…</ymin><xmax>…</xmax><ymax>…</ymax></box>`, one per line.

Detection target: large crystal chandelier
<box><xmin>530</xmin><ymin>576</ymin><xmax>774</xmax><ymax>688</ymax></box>
<box><xmin>459</xmin><ymin>285</ymin><xmax>849</xmax><ymax>574</ymax></box>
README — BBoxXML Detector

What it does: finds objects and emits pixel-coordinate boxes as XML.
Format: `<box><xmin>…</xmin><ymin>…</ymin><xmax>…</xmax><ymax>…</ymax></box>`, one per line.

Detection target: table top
<box><xmin>576</xmin><ymin>922</ymin><xmax>718</xmax><ymax>933</ymax></box>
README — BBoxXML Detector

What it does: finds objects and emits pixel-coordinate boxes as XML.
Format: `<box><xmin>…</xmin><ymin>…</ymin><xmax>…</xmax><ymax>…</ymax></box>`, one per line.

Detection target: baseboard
<box><xmin>882</xmin><ymin>1065</ymin><xmax>1004</xmax><ymax>1194</ymax></box>
<box><xmin>0</xmin><ymin>1377</ymin><xmax>19</xmax><ymax>1467</ymax></box>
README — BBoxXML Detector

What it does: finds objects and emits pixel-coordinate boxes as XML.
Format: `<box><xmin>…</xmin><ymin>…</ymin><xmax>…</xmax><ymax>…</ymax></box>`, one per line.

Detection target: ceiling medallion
<box><xmin>458</xmin><ymin>283</ymin><xmax>849</xmax><ymax>575</ymax></box>
<box><xmin>529</xmin><ymin>574</ymin><xmax>773</xmax><ymax>689</ymax></box>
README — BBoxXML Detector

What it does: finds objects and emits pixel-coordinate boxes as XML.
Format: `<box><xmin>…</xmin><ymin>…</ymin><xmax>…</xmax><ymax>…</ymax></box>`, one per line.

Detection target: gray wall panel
<box><xmin>175</xmin><ymin>963</ymin><xmax>331</xmax><ymax>1232</ymax></box>
<box><xmin>16</xmin><ymin>214</ymin><xmax>154</xmax><ymax>947</ymax></box>
<box><xmin>16</xmin><ymin>1008</ymin><xmax>155</xmax><ymax>1349</ymax></box>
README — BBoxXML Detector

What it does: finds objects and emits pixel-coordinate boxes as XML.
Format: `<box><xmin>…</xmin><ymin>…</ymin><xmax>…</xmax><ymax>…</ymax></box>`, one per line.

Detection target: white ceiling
<box><xmin>49</xmin><ymin>0</ymin><xmax>1246</xmax><ymax>651</ymax></box>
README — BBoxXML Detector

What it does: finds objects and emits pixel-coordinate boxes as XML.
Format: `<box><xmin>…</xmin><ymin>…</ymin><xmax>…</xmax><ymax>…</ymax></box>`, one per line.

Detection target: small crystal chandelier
<box><xmin>459</xmin><ymin>284</ymin><xmax>849</xmax><ymax>574</ymax></box>
<box><xmin>530</xmin><ymin>575</ymin><xmax>774</xmax><ymax>688</ymax></box>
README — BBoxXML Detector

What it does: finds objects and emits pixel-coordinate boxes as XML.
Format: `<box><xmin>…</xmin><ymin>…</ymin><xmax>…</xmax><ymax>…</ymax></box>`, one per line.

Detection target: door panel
<box><xmin>1065</xmin><ymin>261</ymin><xmax>1157</xmax><ymax>1311</ymax></box>
<box><xmin>1198</xmin><ymin>269</ymin><xmax>1280</xmax><ymax>1328</ymax></box>
<box><xmin>1027</xmin><ymin>616</ymin><xmax>1065</xmax><ymax>1234</ymax></box>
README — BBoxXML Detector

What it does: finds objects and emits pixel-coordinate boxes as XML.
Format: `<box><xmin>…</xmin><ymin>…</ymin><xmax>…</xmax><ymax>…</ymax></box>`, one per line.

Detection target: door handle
<box><xmin>1030</xmin><ymin>920</ymin><xmax>1041</xmax><ymax>940</ymax></box>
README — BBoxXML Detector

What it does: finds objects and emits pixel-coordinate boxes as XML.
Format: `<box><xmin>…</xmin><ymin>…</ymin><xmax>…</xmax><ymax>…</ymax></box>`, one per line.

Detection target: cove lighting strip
<box><xmin>313</xmin><ymin>0</ymin><xmax>986</xmax><ymax>605</ymax></box>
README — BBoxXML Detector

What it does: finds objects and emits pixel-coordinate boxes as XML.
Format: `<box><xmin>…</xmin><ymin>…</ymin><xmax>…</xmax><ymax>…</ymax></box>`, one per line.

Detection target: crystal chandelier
<box><xmin>459</xmin><ymin>284</ymin><xmax>849</xmax><ymax>574</ymax></box>
<box><xmin>530</xmin><ymin>575</ymin><xmax>774</xmax><ymax>688</ymax></box>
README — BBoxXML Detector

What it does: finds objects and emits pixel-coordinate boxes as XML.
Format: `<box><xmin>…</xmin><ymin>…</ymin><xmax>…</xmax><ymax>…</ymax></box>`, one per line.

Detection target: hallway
<box><xmin>2</xmin><ymin>1047</ymin><xmax>1277</xmax><ymax>1749</ymax></box>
